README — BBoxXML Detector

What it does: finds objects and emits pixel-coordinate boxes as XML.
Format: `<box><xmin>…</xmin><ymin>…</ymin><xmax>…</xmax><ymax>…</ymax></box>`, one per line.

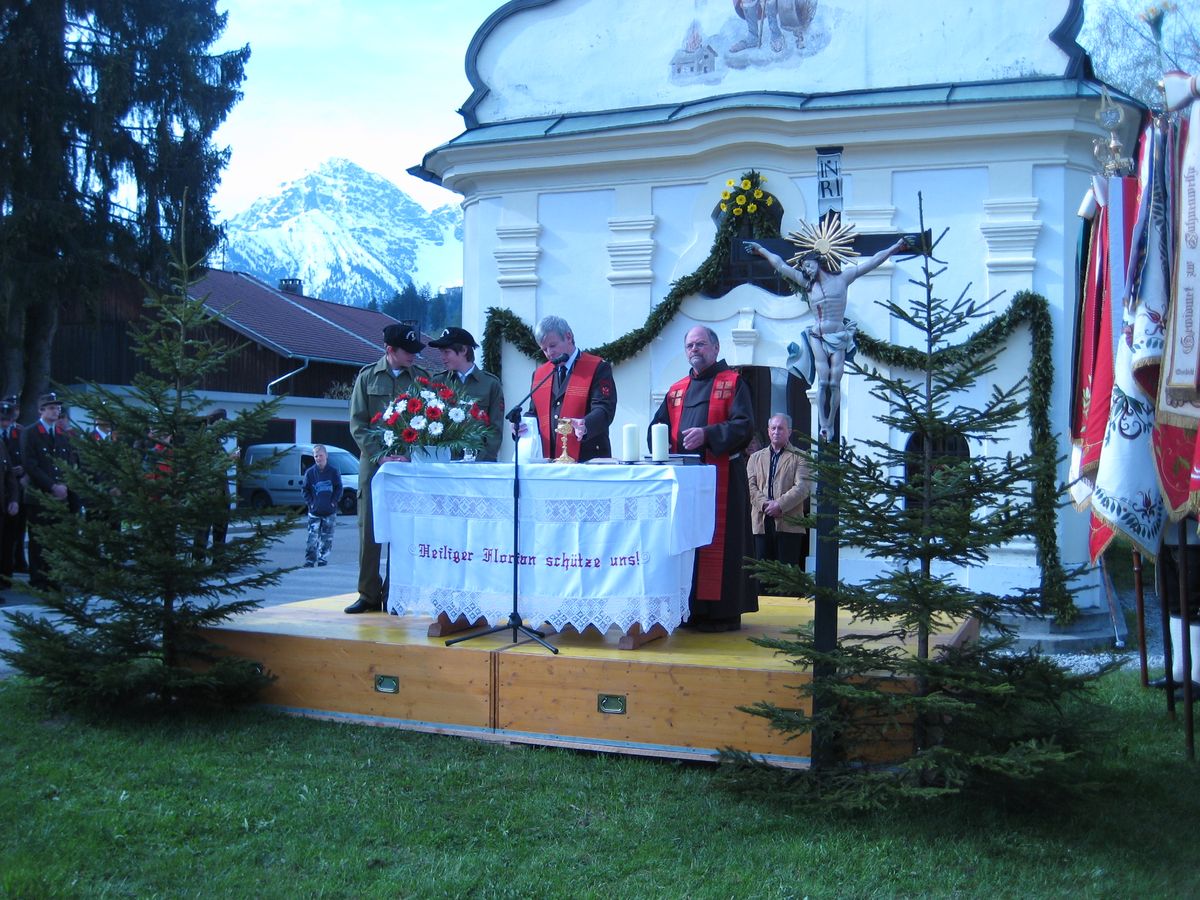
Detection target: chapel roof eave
<box><xmin>410</xmin><ymin>76</ymin><xmax>1143</xmax><ymax>189</ymax></box>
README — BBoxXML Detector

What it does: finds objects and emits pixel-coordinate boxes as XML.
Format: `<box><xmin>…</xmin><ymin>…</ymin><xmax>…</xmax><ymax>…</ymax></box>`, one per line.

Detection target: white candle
<box><xmin>651</xmin><ymin>422</ymin><xmax>669</xmax><ymax>461</ymax></box>
<box><xmin>621</xmin><ymin>423</ymin><xmax>639</xmax><ymax>462</ymax></box>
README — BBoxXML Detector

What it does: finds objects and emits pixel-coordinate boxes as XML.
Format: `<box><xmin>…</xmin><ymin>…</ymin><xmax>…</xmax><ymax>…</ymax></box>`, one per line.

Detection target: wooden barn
<box><xmin>51</xmin><ymin>267</ymin><xmax>437</xmax><ymax>452</ymax></box>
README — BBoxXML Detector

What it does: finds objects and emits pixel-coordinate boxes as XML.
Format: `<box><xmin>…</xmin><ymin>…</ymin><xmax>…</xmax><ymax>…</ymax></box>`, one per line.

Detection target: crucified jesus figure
<box><xmin>744</xmin><ymin>236</ymin><xmax>911</xmax><ymax>440</ymax></box>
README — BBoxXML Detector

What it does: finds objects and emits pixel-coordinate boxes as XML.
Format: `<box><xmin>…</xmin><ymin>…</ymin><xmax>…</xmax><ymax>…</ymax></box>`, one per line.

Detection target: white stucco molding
<box><xmin>843</xmin><ymin>205</ymin><xmax>897</xmax><ymax>233</ymax></box>
<box><xmin>729</xmin><ymin>307</ymin><xmax>758</xmax><ymax>367</ymax></box>
<box><xmin>606</xmin><ymin>215</ymin><xmax>657</xmax><ymax>286</ymax></box>
<box><xmin>980</xmin><ymin>198</ymin><xmax>1041</xmax><ymax>275</ymax></box>
<box><xmin>494</xmin><ymin>225</ymin><xmax>541</xmax><ymax>288</ymax></box>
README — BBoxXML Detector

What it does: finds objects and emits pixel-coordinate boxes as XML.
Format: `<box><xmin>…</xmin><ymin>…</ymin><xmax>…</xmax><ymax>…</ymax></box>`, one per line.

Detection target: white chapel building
<box><xmin>413</xmin><ymin>0</ymin><xmax>1137</xmax><ymax>620</ymax></box>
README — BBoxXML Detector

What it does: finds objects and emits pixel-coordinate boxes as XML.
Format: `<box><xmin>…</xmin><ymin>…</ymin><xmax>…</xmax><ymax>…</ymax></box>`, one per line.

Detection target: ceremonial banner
<box><xmin>1128</xmin><ymin>120</ymin><xmax>1169</xmax><ymax>397</ymax></box>
<box><xmin>1162</xmin><ymin>107</ymin><xmax>1200</xmax><ymax>415</ymax></box>
<box><xmin>1073</xmin><ymin>180</ymin><xmax>1114</xmax><ymax>492</ymax></box>
<box><xmin>372</xmin><ymin>462</ymin><xmax>716</xmax><ymax>634</ymax></box>
<box><xmin>1090</xmin><ymin>175</ymin><xmax>1160</xmax><ymax>560</ymax></box>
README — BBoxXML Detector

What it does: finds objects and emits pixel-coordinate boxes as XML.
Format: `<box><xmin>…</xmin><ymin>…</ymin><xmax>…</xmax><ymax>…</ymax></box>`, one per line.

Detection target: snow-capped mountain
<box><xmin>218</xmin><ymin>158</ymin><xmax>463</xmax><ymax>306</ymax></box>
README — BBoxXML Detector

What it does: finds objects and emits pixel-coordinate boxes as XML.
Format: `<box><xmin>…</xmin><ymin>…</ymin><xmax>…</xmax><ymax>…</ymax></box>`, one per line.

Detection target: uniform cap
<box><xmin>428</xmin><ymin>326</ymin><xmax>478</xmax><ymax>349</ymax></box>
<box><xmin>382</xmin><ymin>324</ymin><xmax>424</xmax><ymax>353</ymax></box>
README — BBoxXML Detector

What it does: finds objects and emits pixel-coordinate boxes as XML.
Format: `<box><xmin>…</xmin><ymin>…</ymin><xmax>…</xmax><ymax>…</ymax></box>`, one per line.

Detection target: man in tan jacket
<box><xmin>746</xmin><ymin>413</ymin><xmax>812</xmax><ymax>566</ymax></box>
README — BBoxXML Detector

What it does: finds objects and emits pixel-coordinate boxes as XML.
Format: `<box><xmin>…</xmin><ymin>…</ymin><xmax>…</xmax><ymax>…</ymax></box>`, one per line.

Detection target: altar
<box><xmin>371</xmin><ymin>461</ymin><xmax>717</xmax><ymax>635</ymax></box>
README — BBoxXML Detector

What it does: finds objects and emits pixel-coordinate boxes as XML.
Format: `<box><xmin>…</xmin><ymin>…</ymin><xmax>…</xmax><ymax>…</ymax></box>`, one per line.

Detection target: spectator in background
<box><xmin>746</xmin><ymin>412</ymin><xmax>811</xmax><ymax>567</ymax></box>
<box><xmin>21</xmin><ymin>392</ymin><xmax>77</xmax><ymax>590</ymax></box>
<box><xmin>0</xmin><ymin>397</ymin><xmax>27</xmax><ymax>581</ymax></box>
<box><xmin>302</xmin><ymin>444</ymin><xmax>342</xmax><ymax>568</ymax></box>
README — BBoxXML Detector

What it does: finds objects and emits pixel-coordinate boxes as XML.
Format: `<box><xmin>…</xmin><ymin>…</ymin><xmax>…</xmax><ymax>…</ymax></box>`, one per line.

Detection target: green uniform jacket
<box><xmin>349</xmin><ymin>357</ymin><xmax>432</xmax><ymax>486</ymax></box>
<box><xmin>445</xmin><ymin>366</ymin><xmax>505</xmax><ymax>461</ymax></box>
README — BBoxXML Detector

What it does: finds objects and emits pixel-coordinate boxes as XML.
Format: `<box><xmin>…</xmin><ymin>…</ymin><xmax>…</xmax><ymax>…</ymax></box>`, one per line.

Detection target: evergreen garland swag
<box><xmin>481</xmin><ymin>172</ymin><xmax>1072</xmax><ymax>622</ymax></box>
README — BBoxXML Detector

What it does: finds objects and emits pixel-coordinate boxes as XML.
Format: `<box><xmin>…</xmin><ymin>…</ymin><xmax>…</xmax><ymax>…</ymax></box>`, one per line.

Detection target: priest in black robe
<box><xmin>650</xmin><ymin>325</ymin><xmax>756</xmax><ymax>631</ymax></box>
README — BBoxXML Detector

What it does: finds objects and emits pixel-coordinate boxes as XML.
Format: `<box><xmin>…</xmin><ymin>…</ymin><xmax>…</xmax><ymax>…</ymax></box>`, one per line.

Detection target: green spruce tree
<box><xmin>740</xmin><ymin>198</ymin><xmax>1108</xmax><ymax>806</ymax></box>
<box><xmin>1</xmin><ymin>236</ymin><xmax>296</xmax><ymax>712</ymax></box>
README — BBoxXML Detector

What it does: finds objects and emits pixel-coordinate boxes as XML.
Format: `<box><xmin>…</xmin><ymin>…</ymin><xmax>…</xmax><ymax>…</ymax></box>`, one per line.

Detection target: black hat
<box><xmin>38</xmin><ymin>392</ymin><xmax>62</xmax><ymax>410</ymax></box>
<box><xmin>428</xmin><ymin>326</ymin><xmax>478</xmax><ymax>349</ymax></box>
<box><xmin>382</xmin><ymin>324</ymin><xmax>424</xmax><ymax>353</ymax></box>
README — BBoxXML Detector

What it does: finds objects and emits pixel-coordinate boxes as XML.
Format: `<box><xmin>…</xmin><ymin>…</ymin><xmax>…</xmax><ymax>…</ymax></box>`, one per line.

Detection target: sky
<box><xmin>211</xmin><ymin>0</ymin><xmax>503</xmax><ymax>219</ymax></box>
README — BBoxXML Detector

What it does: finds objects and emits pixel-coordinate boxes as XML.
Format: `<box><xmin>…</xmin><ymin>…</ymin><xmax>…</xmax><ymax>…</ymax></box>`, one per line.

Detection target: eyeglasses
<box><xmin>684</xmin><ymin>341</ymin><xmax>710</xmax><ymax>350</ymax></box>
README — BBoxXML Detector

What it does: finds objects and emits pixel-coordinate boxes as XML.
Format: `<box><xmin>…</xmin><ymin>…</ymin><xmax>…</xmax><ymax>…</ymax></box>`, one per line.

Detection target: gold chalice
<box><xmin>554</xmin><ymin>418</ymin><xmax>576</xmax><ymax>465</ymax></box>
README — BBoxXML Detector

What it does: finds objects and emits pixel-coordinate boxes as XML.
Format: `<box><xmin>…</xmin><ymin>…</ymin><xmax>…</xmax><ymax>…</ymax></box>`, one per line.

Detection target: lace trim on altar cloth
<box><xmin>527</xmin><ymin>494</ymin><xmax>670</xmax><ymax>524</ymax></box>
<box><xmin>384</xmin><ymin>491</ymin><xmax>512</xmax><ymax>520</ymax></box>
<box><xmin>388</xmin><ymin>586</ymin><xmax>689</xmax><ymax>634</ymax></box>
<box><xmin>383</xmin><ymin>491</ymin><xmax>669</xmax><ymax>525</ymax></box>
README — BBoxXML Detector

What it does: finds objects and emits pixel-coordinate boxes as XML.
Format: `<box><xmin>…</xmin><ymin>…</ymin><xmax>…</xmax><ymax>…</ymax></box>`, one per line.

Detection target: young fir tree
<box><xmin>739</xmin><ymin>200</ymin><xmax>1108</xmax><ymax>806</ymax></box>
<box><xmin>1</xmin><ymin>239</ymin><xmax>296</xmax><ymax>712</ymax></box>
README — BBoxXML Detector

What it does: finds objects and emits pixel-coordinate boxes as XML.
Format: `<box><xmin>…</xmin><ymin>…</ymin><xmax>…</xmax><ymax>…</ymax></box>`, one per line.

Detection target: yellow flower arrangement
<box><xmin>712</xmin><ymin>169</ymin><xmax>779</xmax><ymax>234</ymax></box>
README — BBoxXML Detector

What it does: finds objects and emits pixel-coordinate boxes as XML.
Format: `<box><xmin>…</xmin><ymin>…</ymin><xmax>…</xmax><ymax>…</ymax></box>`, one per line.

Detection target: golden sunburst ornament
<box><xmin>785</xmin><ymin>213</ymin><xmax>860</xmax><ymax>274</ymax></box>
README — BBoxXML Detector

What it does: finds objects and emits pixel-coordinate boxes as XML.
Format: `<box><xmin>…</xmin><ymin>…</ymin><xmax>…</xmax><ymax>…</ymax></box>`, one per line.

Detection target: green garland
<box><xmin>482</xmin><ymin>170</ymin><xmax>780</xmax><ymax>374</ymax></box>
<box><xmin>856</xmin><ymin>291</ymin><xmax>1072</xmax><ymax>622</ymax></box>
<box><xmin>481</xmin><ymin>172</ymin><xmax>1073</xmax><ymax>622</ymax></box>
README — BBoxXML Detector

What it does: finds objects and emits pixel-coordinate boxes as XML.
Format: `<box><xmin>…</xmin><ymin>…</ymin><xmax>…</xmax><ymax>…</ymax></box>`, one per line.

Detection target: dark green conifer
<box><xmin>738</xmin><ymin>198</ymin><xmax>1108</xmax><ymax>805</ymax></box>
<box><xmin>2</xmin><ymin>235</ymin><xmax>295</xmax><ymax>712</ymax></box>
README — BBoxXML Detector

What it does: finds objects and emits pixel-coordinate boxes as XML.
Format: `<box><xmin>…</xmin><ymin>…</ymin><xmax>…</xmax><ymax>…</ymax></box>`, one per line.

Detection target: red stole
<box><xmin>667</xmin><ymin>368</ymin><xmax>739</xmax><ymax>603</ymax></box>
<box><xmin>532</xmin><ymin>352</ymin><xmax>602</xmax><ymax>460</ymax></box>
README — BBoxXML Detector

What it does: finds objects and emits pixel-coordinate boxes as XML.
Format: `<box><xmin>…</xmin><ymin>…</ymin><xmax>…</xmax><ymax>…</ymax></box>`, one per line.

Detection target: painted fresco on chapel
<box><xmin>670</xmin><ymin>0</ymin><xmax>828</xmax><ymax>84</ymax></box>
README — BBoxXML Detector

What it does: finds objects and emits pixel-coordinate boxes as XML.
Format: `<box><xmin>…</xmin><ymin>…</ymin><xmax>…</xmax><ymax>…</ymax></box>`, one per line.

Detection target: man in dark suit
<box><xmin>528</xmin><ymin>315</ymin><xmax>617</xmax><ymax>462</ymax></box>
<box><xmin>21</xmin><ymin>392</ymin><xmax>76</xmax><ymax>590</ymax></box>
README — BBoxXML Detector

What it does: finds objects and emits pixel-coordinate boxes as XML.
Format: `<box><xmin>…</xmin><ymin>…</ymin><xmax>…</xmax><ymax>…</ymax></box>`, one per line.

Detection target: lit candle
<box><xmin>650</xmin><ymin>423</ymin><xmax>669</xmax><ymax>462</ymax></box>
<box><xmin>621</xmin><ymin>423</ymin><xmax>639</xmax><ymax>462</ymax></box>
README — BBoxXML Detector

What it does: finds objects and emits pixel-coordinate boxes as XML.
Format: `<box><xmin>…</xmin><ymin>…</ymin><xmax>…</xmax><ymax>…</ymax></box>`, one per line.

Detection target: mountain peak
<box><xmin>220</xmin><ymin>159</ymin><xmax>463</xmax><ymax>306</ymax></box>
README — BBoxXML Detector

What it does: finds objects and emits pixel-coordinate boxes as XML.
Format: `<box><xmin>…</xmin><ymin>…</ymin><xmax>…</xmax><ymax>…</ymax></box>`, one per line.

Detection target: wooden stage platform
<box><xmin>202</xmin><ymin>596</ymin><xmax>970</xmax><ymax>768</ymax></box>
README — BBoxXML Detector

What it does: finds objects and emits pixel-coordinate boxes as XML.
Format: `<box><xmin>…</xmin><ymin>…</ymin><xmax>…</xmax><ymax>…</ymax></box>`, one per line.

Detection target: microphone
<box><xmin>550</xmin><ymin>353</ymin><xmax>569</xmax><ymax>365</ymax></box>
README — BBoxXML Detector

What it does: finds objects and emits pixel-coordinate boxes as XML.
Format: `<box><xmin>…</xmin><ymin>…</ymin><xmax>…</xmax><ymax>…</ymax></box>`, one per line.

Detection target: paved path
<box><xmin>0</xmin><ymin>515</ymin><xmax>363</xmax><ymax>676</ymax></box>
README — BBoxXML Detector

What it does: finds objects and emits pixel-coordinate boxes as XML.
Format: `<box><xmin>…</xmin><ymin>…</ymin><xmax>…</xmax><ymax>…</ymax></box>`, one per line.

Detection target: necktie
<box><xmin>557</xmin><ymin>365</ymin><xmax>567</xmax><ymax>388</ymax></box>
<box><xmin>768</xmin><ymin>450</ymin><xmax>781</xmax><ymax>500</ymax></box>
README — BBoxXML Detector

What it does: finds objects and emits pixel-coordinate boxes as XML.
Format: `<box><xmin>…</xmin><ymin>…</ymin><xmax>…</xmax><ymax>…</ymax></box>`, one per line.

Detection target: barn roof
<box><xmin>191</xmin><ymin>269</ymin><xmax>400</xmax><ymax>368</ymax></box>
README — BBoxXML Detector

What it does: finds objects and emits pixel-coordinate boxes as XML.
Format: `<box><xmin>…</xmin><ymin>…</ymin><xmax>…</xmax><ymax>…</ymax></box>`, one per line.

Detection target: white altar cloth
<box><xmin>371</xmin><ymin>462</ymin><xmax>716</xmax><ymax>634</ymax></box>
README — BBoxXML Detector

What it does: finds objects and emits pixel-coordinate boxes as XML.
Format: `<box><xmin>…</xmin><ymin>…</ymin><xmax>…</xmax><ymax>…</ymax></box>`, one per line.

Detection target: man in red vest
<box><xmin>650</xmin><ymin>325</ymin><xmax>756</xmax><ymax>631</ymax></box>
<box><xmin>529</xmin><ymin>316</ymin><xmax>616</xmax><ymax>462</ymax></box>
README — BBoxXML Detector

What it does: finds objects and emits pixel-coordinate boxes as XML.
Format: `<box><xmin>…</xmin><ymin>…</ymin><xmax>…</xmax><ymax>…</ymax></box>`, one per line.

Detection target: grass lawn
<box><xmin>1</xmin><ymin>670</ymin><xmax>1196</xmax><ymax>899</ymax></box>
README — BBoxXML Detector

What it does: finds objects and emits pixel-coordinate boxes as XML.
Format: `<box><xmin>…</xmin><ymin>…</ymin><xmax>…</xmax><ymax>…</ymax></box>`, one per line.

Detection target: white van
<box><xmin>238</xmin><ymin>443</ymin><xmax>359</xmax><ymax>515</ymax></box>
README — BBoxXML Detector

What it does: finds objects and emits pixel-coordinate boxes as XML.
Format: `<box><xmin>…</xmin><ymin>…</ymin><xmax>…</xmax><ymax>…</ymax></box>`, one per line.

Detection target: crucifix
<box><xmin>736</xmin><ymin>147</ymin><xmax>926</xmax><ymax>766</ymax></box>
<box><xmin>738</xmin><ymin>148</ymin><xmax>925</xmax><ymax>441</ymax></box>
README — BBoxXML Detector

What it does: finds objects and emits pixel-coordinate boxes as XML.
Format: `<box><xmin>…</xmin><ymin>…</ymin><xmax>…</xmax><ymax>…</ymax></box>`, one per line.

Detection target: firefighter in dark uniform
<box><xmin>0</xmin><ymin>397</ymin><xmax>26</xmax><ymax>583</ymax></box>
<box><xmin>21</xmin><ymin>392</ymin><xmax>77</xmax><ymax>590</ymax></box>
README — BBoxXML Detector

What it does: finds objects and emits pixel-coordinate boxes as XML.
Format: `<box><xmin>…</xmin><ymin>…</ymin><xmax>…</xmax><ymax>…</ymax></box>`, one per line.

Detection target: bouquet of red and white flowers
<box><xmin>369</xmin><ymin>375</ymin><xmax>491</xmax><ymax>461</ymax></box>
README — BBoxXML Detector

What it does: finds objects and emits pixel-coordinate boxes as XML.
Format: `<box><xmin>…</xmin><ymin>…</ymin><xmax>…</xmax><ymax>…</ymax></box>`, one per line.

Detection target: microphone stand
<box><xmin>447</xmin><ymin>358</ymin><xmax>563</xmax><ymax>653</ymax></box>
